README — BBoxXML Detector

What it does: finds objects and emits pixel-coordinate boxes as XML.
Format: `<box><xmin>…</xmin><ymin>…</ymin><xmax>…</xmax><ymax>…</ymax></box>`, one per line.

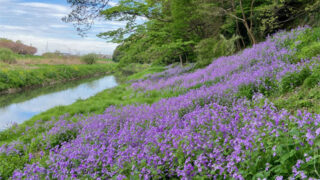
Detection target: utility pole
<box><xmin>45</xmin><ymin>41</ymin><xmax>49</xmax><ymax>52</ymax></box>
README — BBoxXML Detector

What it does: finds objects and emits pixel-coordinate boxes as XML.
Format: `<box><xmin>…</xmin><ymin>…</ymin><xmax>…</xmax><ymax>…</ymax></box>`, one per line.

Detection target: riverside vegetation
<box><xmin>0</xmin><ymin>47</ymin><xmax>116</xmax><ymax>94</ymax></box>
<box><xmin>1</xmin><ymin>26</ymin><xmax>320</xmax><ymax>179</ymax></box>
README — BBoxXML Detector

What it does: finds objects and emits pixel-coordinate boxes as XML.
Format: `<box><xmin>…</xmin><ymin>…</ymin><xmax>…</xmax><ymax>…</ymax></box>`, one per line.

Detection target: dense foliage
<box><xmin>81</xmin><ymin>53</ymin><xmax>98</xmax><ymax>64</ymax></box>
<box><xmin>0</xmin><ymin>48</ymin><xmax>16</xmax><ymax>64</ymax></box>
<box><xmin>1</xmin><ymin>26</ymin><xmax>320</xmax><ymax>179</ymax></box>
<box><xmin>65</xmin><ymin>0</ymin><xmax>320</xmax><ymax>66</ymax></box>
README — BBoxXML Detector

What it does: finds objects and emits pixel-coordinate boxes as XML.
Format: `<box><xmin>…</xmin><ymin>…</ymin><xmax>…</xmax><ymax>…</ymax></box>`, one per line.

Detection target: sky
<box><xmin>0</xmin><ymin>0</ymin><xmax>123</xmax><ymax>55</ymax></box>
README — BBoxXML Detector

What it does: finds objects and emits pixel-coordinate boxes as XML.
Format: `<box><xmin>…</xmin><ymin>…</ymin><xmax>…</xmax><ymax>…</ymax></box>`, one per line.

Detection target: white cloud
<box><xmin>2</xmin><ymin>32</ymin><xmax>117</xmax><ymax>55</ymax></box>
<box><xmin>0</xmin><ymin>25</ymin><xmax>28</xmax><ymax>31</ymax></box>
<box><xmin>109</xmin><ymin>1</ymin><xmax>118</xmax><ymax>7</ymax></box>
<box><xmin>12</xmin><ymin>9</ymin><xmax>27</xmax><ymax>15</ymax></box>
<box><xmin>19</xmin><ymin>2</ymin><xmax>69</xmax><ymax>13</ymax></box>
<box><xmin>0</xmin><ymin>0</ymin><xmax>125</xmax><ymax>55</ymax></box>
<box><xmin>49</xmin><ymin>24</ymin><xmax>69</xmax><ymax>29</ymax></box>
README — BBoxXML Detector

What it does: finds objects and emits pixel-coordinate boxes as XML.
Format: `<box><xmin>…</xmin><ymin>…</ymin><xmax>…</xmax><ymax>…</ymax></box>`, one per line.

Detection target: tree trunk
<box><xmin>185</xmin><ymin>54</ymin><xmax>189</xmax><ymax>64</ymax></box>
<box><xmin>239</xmin><ymin>0</ymin><xmax>257</xmax><ymax>45</ymax></box>
<box><xmin>243</xmin><ymin>22</ymin><xmax>257</xmax><ymax>45</ymax></box>
<box><xmin>231</xmin><ymin>0</ymin><xmax>243</xmax><ymax>49</ymax></box>
<box><xmin>179</xmin><ymin>54</ymin><xmax>183</xmax><ymax>66</ymax></box>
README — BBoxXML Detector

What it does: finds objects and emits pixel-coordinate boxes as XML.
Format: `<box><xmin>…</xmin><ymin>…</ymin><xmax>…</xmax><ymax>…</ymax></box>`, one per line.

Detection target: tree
<box><xmin>217</xmin><ymin>0</ymin><xmax>258</xmax><ymax>45</ymax></box>
<box><xmin>64</xmin><ymin>0</ymin><xmax>320</xmax><ymax>66</ymax></box>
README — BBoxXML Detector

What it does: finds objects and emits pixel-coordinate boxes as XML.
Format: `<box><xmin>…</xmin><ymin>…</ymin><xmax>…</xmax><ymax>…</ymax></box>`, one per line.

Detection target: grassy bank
<box><xmin>0</xmin><ymin>48</ymin><xmax>117</xmax><ymax>93</ymax></box>
<box><xmin>0</xmin><ymin>64</ymin><xmax>169</xmax><ymax>144</ymax></box>
<box><xmin>0</xmin><ymin>63</ymin><xmax>116</xmax><ymax>93</ymax></box>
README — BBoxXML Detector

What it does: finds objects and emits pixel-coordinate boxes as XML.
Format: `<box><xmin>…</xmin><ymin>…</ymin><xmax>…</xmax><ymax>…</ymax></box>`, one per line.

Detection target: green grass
<box><xmin>114</xmin><ymin>63</ymin><xmax>165</xmax><ymax>83</ymax></box>
<box><xmin>270</xmin><ymin>64</ymin><xmax>320</xmax><ymax>113</ymax></box>
<box><xmin>271</xmin><ymin>86</ymin><xmax>320</xmax><ymax>114</ymax></box>
<box><xmin>97</xmin><ymin>58</ymin><xmax>113</xmax><ymax>62</ymax></box>
<box><xmin>0</xmin><ymin>63</ymin><xmax>117</xmax><ymax>92</ymax></box>
<box><xmin>126</xmin><ymin>65</ymin><xmax>166</xmax><ymax>80</ymax></box>
<box><xmin>280</xmin><ymin>27</ymin><xmax>320</xmax><ymax>63</ymax></box>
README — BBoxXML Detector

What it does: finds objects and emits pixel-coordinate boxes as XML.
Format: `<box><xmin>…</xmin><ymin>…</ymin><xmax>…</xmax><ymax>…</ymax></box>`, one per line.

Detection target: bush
<box><xmin>237</xmin><ymin>83</ymin><xmax>258</xmax><ymax>99</ymax></box>
<box><xmin>0</xmin><ymin>48</ymin><xmax>16</xmax><ymax>64</ymax></box>
<box><xmin>299</xmin><ymin>42</ymin><xmax>320</xmax><ymax>59</ymax></box>
<box><xmin>280</xmin><ymin>67</ymin><xmax>312</xmax><ymax>93</ymax></box>
<box><xmin>303</xmin><ymin>66</ymin><xmax>320</xmax><ymax>88</ymax></box>
<box><xmin>236</xmin><ymin>77</ymin><xmax>279</xmax><ymax>99</ymax></box>
<box><xmin>195</xmin><ymin>35</ymin><xmax>239</xmax><ymax>68</ymax></box>
<box><xmin>282</xmin><ymin>28</ymin><xmax>320</xmax><ymax>62</ymax></box>
<box><xmin>112</xmin><ymin>45</ymin><xmax>123</xmax><ymax>62</ymax></box>
<box><xmin>81</xmin><ymin>54</ymin><xmax>98</xmax><ymax>64</ymax></box>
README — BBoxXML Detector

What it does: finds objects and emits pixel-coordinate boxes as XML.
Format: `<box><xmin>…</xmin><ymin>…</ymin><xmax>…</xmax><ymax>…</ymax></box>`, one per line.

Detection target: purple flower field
<box><xmin>2</xmin><ymin>27</ymin><xmax>320</xmax><ymax>179</ymax></box>
<box><xmin>132</xmin><ymin>27</ymin><xmax>307</xmax><ymax>91</ymax></box>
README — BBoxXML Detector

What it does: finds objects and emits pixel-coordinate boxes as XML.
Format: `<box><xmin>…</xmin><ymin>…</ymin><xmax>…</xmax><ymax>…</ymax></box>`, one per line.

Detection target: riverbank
<box><xmin>0</xmin><ymin>63</ymin><xmax>116</xmax><ymax>95</ymax></box>
<box><xmin>0</xmin><ymin>75</ymin><xmax>117</xmax><ymax>132</ymax></box>
<box><xmin>0</xmin><ymin>64</ymin><xmax>166</xmax><ymax>141</ymax></box>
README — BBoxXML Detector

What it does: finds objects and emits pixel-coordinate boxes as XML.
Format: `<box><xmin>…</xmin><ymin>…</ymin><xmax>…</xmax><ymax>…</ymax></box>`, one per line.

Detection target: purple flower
<box><xmin>276</xmin><ymin>176</ymin><xmax>283</xmax><ymax>180</ymax></box>
<box><xmin>316</xmin><ymin>128</ymin><xmax>320</xmax><ymax>136</ymax></box>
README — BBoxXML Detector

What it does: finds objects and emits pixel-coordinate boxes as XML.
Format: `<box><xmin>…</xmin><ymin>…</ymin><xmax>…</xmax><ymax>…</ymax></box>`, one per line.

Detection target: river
<box><xmin>0</xmin><ymin>75</ymin><xmax>118</xmax><ymax>130</ymax></box>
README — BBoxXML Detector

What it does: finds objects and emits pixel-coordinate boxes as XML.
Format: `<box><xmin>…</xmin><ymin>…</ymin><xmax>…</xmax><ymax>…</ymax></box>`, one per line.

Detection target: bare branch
<box><xmin>63</xmin><ymin>0</ymin><xmax>110</xmax><ymax>36</ymax></box>
<box><xmin>220</xmin><ymin>7</ymin><xmax>245</xmax><ymax>22</ymax></box>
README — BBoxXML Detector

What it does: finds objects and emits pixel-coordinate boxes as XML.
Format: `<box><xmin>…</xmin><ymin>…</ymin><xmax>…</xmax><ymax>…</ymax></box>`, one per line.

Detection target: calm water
<box><xmin>0</xmin><ymin>75</ymin><xmax>117</xmax><ymax>130</ymax></box>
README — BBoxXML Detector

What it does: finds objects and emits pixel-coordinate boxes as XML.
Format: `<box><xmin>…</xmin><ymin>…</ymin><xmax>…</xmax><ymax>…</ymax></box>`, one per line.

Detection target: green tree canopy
<box><xmin>65</xmin><ymin>0</ymin><xmax>320</xmax><ymax>66</ymax></box>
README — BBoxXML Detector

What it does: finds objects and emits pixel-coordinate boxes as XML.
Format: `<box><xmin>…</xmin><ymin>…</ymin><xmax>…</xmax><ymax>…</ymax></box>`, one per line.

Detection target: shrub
<box><xmin>195</xmin><ymin>35</ymin><xmax>239</xmax><ymax>68</ymax></box>
<box><xmin>281</xmin><ymin>67</ymin><xmax>312</xmax><ymax>93</ymax></box>
<box><xmin>282</xmin><ymin>27</ymin><xmax>320</xmax><ymax>62</ymax></box>
<box><xmin>303</xmin><ymin>66</ymin><xmax>320</xmax><ymax>88</ymax></box>
<box><xmin>81</xmin><ymin>53</ymin><xmax>98</xmax><ymax>64</ymax></box>
<box><xmin>112</xmin><ymin>45</ymin><xmax>123</xmax><ymax>62</ymax></box>
<box><xmin>0</xmin><ymin>48</ymin><xmax>16</xmax><ymax>64</ymax></box>
<box><xmin>299</xmin><ymin>42</ymin><xmax>320</xmax><ymax>59</ymax></box>
<box><xmin>237</xmin><ymin>83</ymin><xmax>258</xmax><ymax>99</ymax></box>
<box><xmin>236</xmin><ymin>77</ymin><xmax>279</xmax><ymax>99</ymax></box>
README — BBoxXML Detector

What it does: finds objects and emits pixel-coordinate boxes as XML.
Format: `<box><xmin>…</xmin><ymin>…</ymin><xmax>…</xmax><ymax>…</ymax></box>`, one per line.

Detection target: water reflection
<box><xmin>0</xmin><ymin>76</ymin><xmax>117</xmax><ymax>130</ymax></box>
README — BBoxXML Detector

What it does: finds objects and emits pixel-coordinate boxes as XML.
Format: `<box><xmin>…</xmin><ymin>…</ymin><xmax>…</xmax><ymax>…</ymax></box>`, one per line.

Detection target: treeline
<box><xmin>0</xmin><ymin>38</ymin><xmax>37</xmax><ymax>55</ymax></box>
<box><xmin>65</xmin><ymin>0</ymin><xmax>320</xmax><ymax>67</ymax></box>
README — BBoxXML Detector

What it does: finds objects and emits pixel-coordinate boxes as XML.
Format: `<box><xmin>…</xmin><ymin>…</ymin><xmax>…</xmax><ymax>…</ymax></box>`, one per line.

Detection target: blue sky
<box><xmin>0</xmin><ymin>0</ymin><xmax>123</xmax><ymax>55</ymax></box>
